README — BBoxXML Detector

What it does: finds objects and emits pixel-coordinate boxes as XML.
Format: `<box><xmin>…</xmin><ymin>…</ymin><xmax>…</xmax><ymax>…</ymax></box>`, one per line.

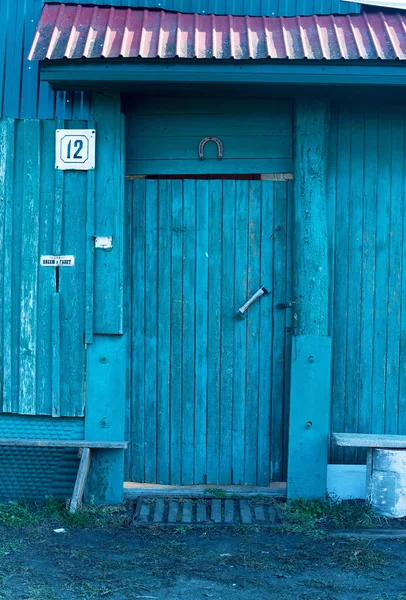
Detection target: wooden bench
<box><xmin>0</xmin><ymin>438</ymin><xmax>128</xmax><ymax>513</ymax></box>
<box><xmin>332</xmin><ymin>433</ymin><xmax>406</xmax><ymax>518</ymax></box>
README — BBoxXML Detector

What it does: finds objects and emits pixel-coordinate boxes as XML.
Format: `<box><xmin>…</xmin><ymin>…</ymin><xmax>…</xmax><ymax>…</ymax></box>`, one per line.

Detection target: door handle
<box><xmin>236</xmin><ymin>287</ymin><xmax>269</xmax><ymax>320</ymax></box>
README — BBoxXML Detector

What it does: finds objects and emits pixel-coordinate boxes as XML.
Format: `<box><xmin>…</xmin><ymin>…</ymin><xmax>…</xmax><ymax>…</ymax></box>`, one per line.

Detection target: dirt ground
<box><xmin>1</xmin><ymin>516</ymin><xmax>406</xmax><ymax>600</ymax></box>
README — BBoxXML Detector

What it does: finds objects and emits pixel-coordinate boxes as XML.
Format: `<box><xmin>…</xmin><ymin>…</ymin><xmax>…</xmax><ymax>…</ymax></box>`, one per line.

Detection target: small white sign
<box><xmin>40</xmin><ymin>255</ymin><xmax>75</xmax><ymax>267</ymax></box>
<box><xmin>55</xmin><ymin>129</ymin><xmax>95</xmax><ymax>170</ymax></box>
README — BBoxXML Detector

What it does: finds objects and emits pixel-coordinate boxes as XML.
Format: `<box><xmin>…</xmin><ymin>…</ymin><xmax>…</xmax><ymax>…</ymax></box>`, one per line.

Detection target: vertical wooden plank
<box><xmin>257</xmin><ymin>181</ymin><xmax>273</xmax><ymax>485</ymax></box>
<box><xmin>345</xmin><ymin>107</ymin><xmax>364</xmax><ymax>464</ymax></box>
<box><xmin>124</xmin><ymin>177</ymin><xmax>133</xmax><ymax>479</ymax></box>
<box><xmin>385</xmin><ymin>110</ymin><xmax>403</xmax><ymax>436</ymax></box>
<box><xmin>0</xmin><ymin>118</ymin><xmax>15</xmax><ymax>412</ymax></box>
<box><xmin>131</xmin><ymin>179</ymin><xmax>146</xmax><ymax>482</ymax></box>
<box><xmin>157</xmin><ymin>180</ymin><xmax>171</xmax><ymax>484</ymax></box>
<box><xmin>194</xmin><ymin>180</ymin><xmax>209</xmax><ymax>484</ymax></box>
<box><xmin>59</xmin><ymin>120</ymin><xmax>87</xmax><ymax>417</ymax></box>
<box><xmin>331</xmin><ymin>104</ymin><xmax>350</xmax><ymax>465</ymax></box>
<box><xmin>181</xmin><ymin>179</ymin><xmax>196</xmax><ymax>484</ymax></box>
<box><xmin>19</xmin><ymin>119</ymin><xmax>40</xmax><ymax>415</ymax></box>
<box><xmin>372</xmin><ymin>110</ymin><xmax>391</xmax><ymax>437</ymax></box>
<box><xmin>36</xmin><ymin>119</ymin><xmax>58</xmax><ymax>415</ymax></box>
<box><xmin>93</xmin><ymin>92</ymin><xmax>124</xmax><ymax>334</ymax></box>
<box><xmin>283</xmin><ymin>181</ymin><xmax>294</xmax><ymax>480</ymax></box>
<box><xmin>85</xmin><ymin>334</ymin><xmax>127</xmax><ymax>504</ymax></box>
<box><xmin>51</xmin><ymin>293</ymin><xmax>61</xmax><ymax>417</ymax></box>
<box><xmin>288</xmin><ymin>99</ymin><xmax>331</xmax><ymax>499</ymax></box>
<box><xmin>170</xmin><ymin>179</ymin><xmax>183</xmax><ymax>484</ymax></box>
<box><xmin>144</xmin><ymin>179</ymin><xmax>158</xmax><ymax>483</ymax></box>
<box><xmin>399</xmin><ymin>110</ymin><xmax>406</xmax><ymax>438</ymax></box>
<box><xmin>270</xmin><ymin>182</ymin><xmax>287</xmax><ymax>481</ymax></box>
<box><xmin>358</xmin><ymin>107</ymin><xmax>377</xmax><ymax>461</ymax></box>
<box><xmin>232</xmin><ymin>180</ymin><xmax>249</xmax><ymax>485</ymax></box>
<box><xmin>219</xmin><ymin>180</ymin><xmax>235</xmax><ymax>484</ymax></box>
<box><xmin>207</xmin><ymin>180</ymin><xmax>222</xmax><ymax>484</ymax></box>
<box><xmin>244</xmin><ymin>180</ymin><xmax>261</xmax><ymax>485</ymax></box>
<box><xmin>10</xmin><ymin>120</ymin><xmax>24</xmax><ymax>413</ymax></box>
<box><xmin>85</xmin><ymin>151</ymin><xmax>95</xmax><ymax>345</ymax></box>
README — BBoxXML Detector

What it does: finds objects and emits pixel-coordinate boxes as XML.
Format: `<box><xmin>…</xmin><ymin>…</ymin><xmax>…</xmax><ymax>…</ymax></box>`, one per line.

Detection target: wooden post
<box><xmin>85</xmin><ymin>92</ymin><xmax>127</xmax><ymax>505</ymax></box>
<box><xmin>287</xmin><ymin>99</ymin><xmax>332</xmax><ymax>500</ymax></box>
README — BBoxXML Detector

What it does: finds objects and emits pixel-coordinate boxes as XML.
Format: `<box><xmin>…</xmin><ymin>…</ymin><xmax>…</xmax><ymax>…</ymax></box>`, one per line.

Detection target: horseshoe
<box><xmin>198</xmin><ymin>136</ymin><xmax>223</xmax><ymax>160</ymax></box>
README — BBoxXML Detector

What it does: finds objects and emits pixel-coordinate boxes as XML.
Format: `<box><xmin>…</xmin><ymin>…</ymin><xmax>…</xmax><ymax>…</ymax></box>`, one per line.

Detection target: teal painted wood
<box><xmin>0</xmin><ymin>118</ymin><xmax>89</xmax><ymax>417</ymax></box>
<box><xmin>130</xmin><ymin>179</ymin><xmax>146</xmax><ymax>482</ymax></box>
<box><xmin>182</xmin><ymin>180</ymin><xmax>196</xmax><ymax>485</ymax></box>
<box><xmin>219</xmin><ymin>180</ymin><xmax>235</xmax><ymax>483</ymax></box>
<box><xmin>144</xmin><ymin>179</ymin><xmax>158</xmax><ymax>482</ymax></box>
<box><xmin>0</xmin><ymin>119</ymin><xmax>14</xmax><ymax>413</ymax></box>
<box><xmin>287</xmin><ymin>336</ymin><xmax>332</xmax><ymax>499</ymax></box>
<box><xmin>51</xmin><ymin>293</ymin><xmax>61</xmax><ymax>417</ymax></box>
<box><xmin>288</xmin><ymin>99</ymin><xmax>331</xmax><ymax>499</ymax></box>
<box><xmin>45</xmin><ymin>0</ymin><xmax>360</xmax><ymax>16</ymax></box>
<box><xmin>19</xmin><ymin>120</ymin><xmax>41</xmax><ymax>415</ymax></box>
<box><xmin>92</xmin><ymin>93</ymin><xmax>125</xmax><ymax>335</ymax></box>
<box><xmin>130</xmin><ymin>179</ymin><xmax>291</xmax><ymax>485</ymax></box>
<box><xmin>156</xmin><ymin>180</ymin><xmax>171</xmax><ymax>484</ymax></box>
<box><xmin>194</xmin><ymin>180</ymin><xmax>209</xmax><ymax>483</ymax></box>
<box><xmin>85</xmin><ymin>335</ymin><xmax>127</xmax><ymax>504</ymax></box>
<box><xmin>206</xmin><ymin>179</ymin><xmax>222</xmax><ymax>484</ymax></box>
<box><xmin>169</xmin><ymin>180</ymin><xmax>183</xmax><ymax>485</ymax></box>
<box><xmin>43</xmin><ymin>61</ymin><xmax>406</xmax><ymax>89</ymax></box>
<box><xmin>59</xmin><ymin>124</ymin><xmax>88</xmax><ymax>417</ymax></box>
<box><xmin>328</xmin><ymin>102</ymin><xmax>406</xmax><ymax>464</ymax></box>
<box><xmin>125</xmin><ymin>97</ymin><xmax>293</xmax><ymax>176</ymax></box>
<box><xmin>0</xmin><ymin>0</ymin><xmax>90</xmax><ymax>119</ymax></box>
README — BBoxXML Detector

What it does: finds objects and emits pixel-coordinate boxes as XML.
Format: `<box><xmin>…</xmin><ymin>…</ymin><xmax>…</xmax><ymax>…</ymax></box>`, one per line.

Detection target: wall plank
<box><xmin>328</xmin><ymin>102</ymin><xmax>406</xmax><ymax>464</ymax></box>
<box><xmin>0</xmin><ymin>118</ymin><xmax>90</xmax><ymax>417</ymax></box>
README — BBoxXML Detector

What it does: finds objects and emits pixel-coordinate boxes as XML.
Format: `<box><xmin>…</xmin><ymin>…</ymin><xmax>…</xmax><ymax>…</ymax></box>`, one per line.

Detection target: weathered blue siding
<box><xmin>125</xmin><ymin>96</ymin><xmax>293</xmax><ymax>175</ymax></box>
<box><xmin>49</xmin><ymin>0</ymin><xmax>360</xmax><ymax>16</ymax></box>
<box><xmin>128</xmin><ymin>178</ymin><xmax>292</xmax><ymax>485</ymax></box>
<box><xmin>328</xmin><ymin>101</ymin><xmax>406</xmax><ymax>464</ymax></box>
<box><xmin>0</xmin><ymin>118</ymin><xmax>89</xmax><ymax>416</ymax></box>
<box><xmin>0</xmin><ymin>0</ymin><xmax>89</xmax><ymax>119</ymax></box>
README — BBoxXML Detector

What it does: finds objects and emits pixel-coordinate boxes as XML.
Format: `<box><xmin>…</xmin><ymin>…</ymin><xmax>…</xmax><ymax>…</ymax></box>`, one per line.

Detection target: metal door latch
<box><xmin>236</xmin><ymin>287</ymin><xmax>269</xmax><ymax>319</ymax></box>
<box><xmin>276</xmin><ymin>301</ymin><xmax>296</xmax><ymax>310</ymax></box>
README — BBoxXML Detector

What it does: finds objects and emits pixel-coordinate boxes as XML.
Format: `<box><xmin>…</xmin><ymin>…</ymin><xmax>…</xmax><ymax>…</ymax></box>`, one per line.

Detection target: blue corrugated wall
<box><xmin>0</xmin><ymin>0</ymin><xmax>90</xmax><ymax>119</ymax></box>
<box><xmin>53</xmin><ymin>0</ymin><xmax>360</xmax><ymax>16</ymax></box>
<box><xmin>0</xmin><ymin>0</ymin><xmax>361</xmax><ymax>122</ymax></box>
<box><xmin>328</xmin><ymin>101</ymin><xmax>406</xmax><ymax>464</ymax></box>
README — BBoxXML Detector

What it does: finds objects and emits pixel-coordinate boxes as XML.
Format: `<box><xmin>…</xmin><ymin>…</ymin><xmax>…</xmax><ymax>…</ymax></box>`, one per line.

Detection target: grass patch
<box><xmin>0</xmin><ymin>497</ymin><xmax>131</xmax><ymax>530</ymax></box>
<box><xmin>332</xmin><ymin>541</ymin><xmax>389</xmax><ymax>572</ymax></box>
<box><xmin>279</xmin><ymin>497</ymin><xmax>380</xmax><ymax>535</ymax></box>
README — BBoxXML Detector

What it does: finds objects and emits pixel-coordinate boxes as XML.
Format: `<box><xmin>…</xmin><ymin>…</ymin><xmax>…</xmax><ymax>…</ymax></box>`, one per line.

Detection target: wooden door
<box><xmin>129</xmin><ymin>179</ymin><xmax>292</xmax><ymax>485</ymax></box>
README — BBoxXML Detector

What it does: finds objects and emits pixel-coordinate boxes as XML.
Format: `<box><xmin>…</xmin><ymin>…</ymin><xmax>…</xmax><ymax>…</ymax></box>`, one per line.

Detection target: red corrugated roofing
<box><xmin>28</xmin><ymin>4</ymin><xmax>406</xmax><ymax>61</ymax></box>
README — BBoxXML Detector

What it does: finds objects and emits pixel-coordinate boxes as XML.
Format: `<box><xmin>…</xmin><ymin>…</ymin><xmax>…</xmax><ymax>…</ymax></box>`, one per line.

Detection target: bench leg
<box><xmin>70</xmin><ymin>447</ymin><xmax>92</xmax><ymax>513</ymax></box>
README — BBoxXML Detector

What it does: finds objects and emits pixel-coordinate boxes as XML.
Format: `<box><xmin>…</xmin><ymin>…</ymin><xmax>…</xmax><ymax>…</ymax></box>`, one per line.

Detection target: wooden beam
<box><xmin>287</xmin><ymin>99</ymin><xmax>332</xmax><ymax>500</ymax></box>
<box><xmin>333</xmin><ymin>433</ymin><xmax>406</xmax><ymax>448</ymax></box>
<box><xmin>0</xmin><ymin>438</ymin><xmax>128</xmax><ymax>448</ymax></box>
<box><xmin>70</xmin><ymin>448</ymin><xmax>92</xmax><ymax>513</ymax></box>
<box><xmin>293</xmin><ymin>100</ymin><xmax>330</xmax><ymax>336</ymax></box>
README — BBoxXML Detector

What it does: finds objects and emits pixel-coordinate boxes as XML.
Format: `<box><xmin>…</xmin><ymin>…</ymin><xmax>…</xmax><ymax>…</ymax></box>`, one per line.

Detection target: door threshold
<box><xmin>124</xmin><ymin>482</ymin><xmax>286</xmax><ymax>499</ymax></box>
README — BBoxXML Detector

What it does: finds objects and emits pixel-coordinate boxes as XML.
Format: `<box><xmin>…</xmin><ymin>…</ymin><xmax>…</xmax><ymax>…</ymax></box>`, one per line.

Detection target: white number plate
<box><xmin>55</xmin><ymin>129</ymin><xmax>95</xmax><ymax>170</ymax></box>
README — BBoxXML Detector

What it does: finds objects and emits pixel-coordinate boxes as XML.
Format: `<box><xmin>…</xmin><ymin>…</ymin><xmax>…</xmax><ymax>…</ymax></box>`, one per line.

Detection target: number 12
<box><xmin>67</xmin><ymin>139</ymin><xmax>84</xmax><ymax>159</ymax></box>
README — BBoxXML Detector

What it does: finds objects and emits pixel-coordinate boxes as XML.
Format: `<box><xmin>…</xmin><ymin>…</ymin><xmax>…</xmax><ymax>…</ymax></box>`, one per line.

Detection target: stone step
<box><xmin>132</xmin><ymin>497</ymin><xmax>283</xmax><ymax>526</ymax></box>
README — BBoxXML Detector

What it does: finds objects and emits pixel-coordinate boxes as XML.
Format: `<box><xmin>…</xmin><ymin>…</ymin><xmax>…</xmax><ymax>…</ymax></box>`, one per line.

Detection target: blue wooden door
<box><xmin>130</xmin><ymin>179</ymin><xmax>292</xmax><ymax>485</ymax></box>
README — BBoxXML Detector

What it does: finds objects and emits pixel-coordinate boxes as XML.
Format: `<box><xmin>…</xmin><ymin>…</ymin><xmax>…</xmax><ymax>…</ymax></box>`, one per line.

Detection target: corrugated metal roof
<box><xmin>45</xmin><ymin>0</ymin><xmax>361</xmax><ymax>18</ymax></box>
<box><xmin>29</xmin><ymin>4</ymin><xmax>406</xmax><ymax>61</ymax></box>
